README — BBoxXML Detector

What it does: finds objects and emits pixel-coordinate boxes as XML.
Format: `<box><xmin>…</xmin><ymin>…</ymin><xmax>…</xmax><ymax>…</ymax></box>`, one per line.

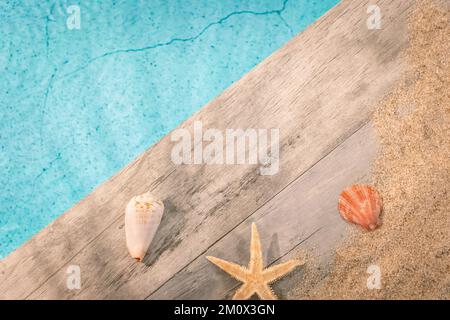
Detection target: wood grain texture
<box><xmin>150</xmin><ymin>122</ymin><xmax>377</xmax><ymax>299</ymax></box>
<box><xmin>0</xmin><ymin>0</ymin><xmax>414</xmax><ymax>299</ymax></box>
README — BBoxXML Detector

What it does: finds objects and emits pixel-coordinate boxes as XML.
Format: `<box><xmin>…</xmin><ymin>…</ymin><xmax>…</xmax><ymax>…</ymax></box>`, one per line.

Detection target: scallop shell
<box><xmin>125</xmin><ymin>192</ymin><xmax>164</xmax><ymax>262</ymax></box>
<box><xmin>338</xmin><ymin>184</ymin><xmax>382</xmax><ymax>231</ymax></box>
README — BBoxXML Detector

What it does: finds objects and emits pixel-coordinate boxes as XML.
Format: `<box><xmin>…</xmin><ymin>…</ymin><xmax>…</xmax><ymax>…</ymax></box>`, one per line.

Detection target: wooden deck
<box><xmin>0</xmin><ymin>0</ymin><xmax>415</xmax><ymax>300</ymax></box>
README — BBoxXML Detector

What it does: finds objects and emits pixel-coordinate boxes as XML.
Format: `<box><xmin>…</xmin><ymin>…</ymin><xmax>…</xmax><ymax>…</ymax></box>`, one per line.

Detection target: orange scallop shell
<box><xmin>338</xmin><ymin>184</ymin><xmax>382</xmax><ymax>231</ymax></box>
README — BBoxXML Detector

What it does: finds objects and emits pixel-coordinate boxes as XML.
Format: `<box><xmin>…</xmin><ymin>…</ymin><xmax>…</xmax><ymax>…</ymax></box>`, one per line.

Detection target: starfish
<box><xmin>206</xmin><ymin>223</ymin><xmax>304</xmax><ymax>300</ymax></box>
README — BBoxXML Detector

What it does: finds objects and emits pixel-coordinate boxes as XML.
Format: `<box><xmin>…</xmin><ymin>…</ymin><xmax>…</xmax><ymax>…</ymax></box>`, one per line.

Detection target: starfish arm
<box><xmin>206</xmin><ymin>256</ymin><xmax>249</xmax><ymax>282</ymax></box>
<box><xmin>249</xmin><ymin>223</ymin><xmax>264</xmax><ymax>272</ymax></box>
<box><xmin>256</xmin><ymin>283</ymin><xmax>278</xmax><ymax>300</ymax></box>
<box><xmin>262</xmin><ymin>259</ymin><xmax>303</xmax><ymax>284</ymax></box>
<box><xmin>232</xmin><ymin>283</ymin><xmax>255</xmax><ymax>300</ymax></box>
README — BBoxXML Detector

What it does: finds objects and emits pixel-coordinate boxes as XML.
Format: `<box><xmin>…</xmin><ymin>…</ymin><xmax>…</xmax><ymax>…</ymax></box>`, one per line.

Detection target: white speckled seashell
<box><xmin>125</xmin><ymin>192</ymin><xmax>164</xmax><ymax>262</ymax></box>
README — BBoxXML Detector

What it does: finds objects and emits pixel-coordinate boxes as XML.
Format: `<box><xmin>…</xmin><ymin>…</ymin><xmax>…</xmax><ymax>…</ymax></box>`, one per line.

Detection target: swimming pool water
<box><xmin>0</xmin><ymin>0</ymin><xmax>339</xmax><ymax>258</ymax></box>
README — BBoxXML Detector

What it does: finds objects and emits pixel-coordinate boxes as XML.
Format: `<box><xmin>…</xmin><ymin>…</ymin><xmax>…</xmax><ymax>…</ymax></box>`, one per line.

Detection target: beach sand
<box><xmin>292</xmin><ymin>0</ymin><xmax>450</xmax><ymax>299</ymax></box>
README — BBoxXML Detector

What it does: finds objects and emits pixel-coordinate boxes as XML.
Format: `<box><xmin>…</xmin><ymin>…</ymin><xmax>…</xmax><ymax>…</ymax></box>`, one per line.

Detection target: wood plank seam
<box><xmin>23</xmin><ymin>169</ymin><xmax>177</xmax><ymax>299</ymax></box>
<box><xmin>220</xmin><ymin>226</ymin><xmax>324</xmax><ymax>300</ymax></box>
<box><xmin>146</xmin><ymin>118</ymin><xmax>372</xmax><ymax>299</ymax></box>
<box><xmin>148</xmin><ymin>118</ymin><xmax>379</xmax><ymax>299</ymax></box>
<box><xmin>0</xmin><ymin>0</ymin><xmax>414</xmax><ymax>299</ymax></box>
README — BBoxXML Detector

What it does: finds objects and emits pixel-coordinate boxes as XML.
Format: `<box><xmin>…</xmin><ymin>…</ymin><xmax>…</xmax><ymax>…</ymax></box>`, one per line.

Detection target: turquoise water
<box><xmin>0</xmin><ymin>0</ymin><xmax>338</xmax><ymax>258</ymax></box>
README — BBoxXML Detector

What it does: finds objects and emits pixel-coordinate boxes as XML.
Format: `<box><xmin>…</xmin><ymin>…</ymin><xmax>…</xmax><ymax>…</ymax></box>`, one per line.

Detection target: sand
<box><xmin>292</xmin><ymin>0</ymin><xmax>450</xmax><ymax>299</ymax></box>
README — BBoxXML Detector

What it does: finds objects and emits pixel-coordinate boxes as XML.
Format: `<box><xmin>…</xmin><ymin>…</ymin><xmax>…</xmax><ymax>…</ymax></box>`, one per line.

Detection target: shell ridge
<box><xmin>338</xmin><ymin>184</ymin><xmax>382</xmax><ymax>231</ymax></box>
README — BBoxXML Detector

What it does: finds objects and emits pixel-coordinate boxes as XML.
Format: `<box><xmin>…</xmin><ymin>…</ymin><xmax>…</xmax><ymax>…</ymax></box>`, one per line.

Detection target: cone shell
<box><xmin>125</xmin><ymin>192</ymin><xmax>164</xmax><ymax>262</ymax></box>
<box><xmin>338</xmin><ymin>184</ymin><xmax>382</xmax><ymax>231</ymax></box>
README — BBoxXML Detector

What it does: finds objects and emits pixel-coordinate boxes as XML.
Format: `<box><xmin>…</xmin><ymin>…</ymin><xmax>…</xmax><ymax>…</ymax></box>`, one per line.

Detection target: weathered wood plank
<box><xmin>0</xmin><ymin>0</ymin><xmax>413</xmax><ymax>299</ymax></box>
<box><xmin>0</xmin><ymin>138</ymin><xmax>177</xmax><ymax>298</ymax></box>
<box><xmin>149</xmin><ymin>122</ymin><xmax>377</xmax><ymax>299</ymax></box>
